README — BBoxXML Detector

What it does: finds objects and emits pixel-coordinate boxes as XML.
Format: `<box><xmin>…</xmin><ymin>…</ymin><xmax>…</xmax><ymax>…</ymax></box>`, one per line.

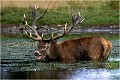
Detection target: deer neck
<box><xmin>47</xmin><ymin>42</ymin><xmax>60</xmax><ymax>60</ymax></box>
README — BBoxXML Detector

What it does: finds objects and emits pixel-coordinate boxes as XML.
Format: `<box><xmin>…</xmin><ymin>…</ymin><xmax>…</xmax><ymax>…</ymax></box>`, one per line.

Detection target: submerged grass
<box><xmin>1</xmin><ymin>1</ymin><xmax>119</xmax><ymax>27</ymax></box>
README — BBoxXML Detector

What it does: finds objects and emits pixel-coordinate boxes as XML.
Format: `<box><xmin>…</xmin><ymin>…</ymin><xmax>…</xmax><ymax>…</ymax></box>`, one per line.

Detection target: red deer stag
<box><xmin>23</xmin><ymin>6</ymin><xmax>112</xmax><ymax>63</ymax></box>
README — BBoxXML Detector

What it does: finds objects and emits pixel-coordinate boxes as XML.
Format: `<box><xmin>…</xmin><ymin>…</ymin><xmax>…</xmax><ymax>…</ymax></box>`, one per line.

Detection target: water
<box><xmin>1</xmin><ymin>33</ymin><xmax>120</xmax><ymax>79</ymax></box>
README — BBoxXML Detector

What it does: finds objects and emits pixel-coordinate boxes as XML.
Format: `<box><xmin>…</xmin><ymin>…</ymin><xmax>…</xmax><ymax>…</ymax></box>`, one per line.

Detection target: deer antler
<box><xmin>23</xmin><ymin>6</ymin><xmax>84</xmax><ymax>41</ymax></box>
<box><xmin>51</xmin><ymin>11</ymin><xmax>84</xmax><ymax>40</ymax></box>
<box><xmin>23</xmin><ymin>5</ymin><xmax>48</xmax><ymax>41</ymax></box>
<box><xmin>41</xmin><ymin>11</ymin><xmax>84</xmax><ymax>41</ymax></box>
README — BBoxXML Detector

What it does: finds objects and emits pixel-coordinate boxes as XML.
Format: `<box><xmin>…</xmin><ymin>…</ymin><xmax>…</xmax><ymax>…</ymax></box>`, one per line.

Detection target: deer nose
<box><xmin>34</xmin><ymin>51</ymin><xmax>41</xmax><ymax>56</ymax></box>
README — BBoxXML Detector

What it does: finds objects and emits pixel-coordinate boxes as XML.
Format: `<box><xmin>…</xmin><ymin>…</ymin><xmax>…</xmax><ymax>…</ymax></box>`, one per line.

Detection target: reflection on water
<box><xmin>1</xmin><ymin>34</ymin><xmax>120</xmax><ymax>79</ymax></box>
<box><xmin>1</xmin><ymin>66</ymin><xmax>120</xmax><ymax>79</ymax></box>
<box><xmin>70</xmin><ymin>69</ymin><xmax>120</xmax><ymax>80</ymax></box>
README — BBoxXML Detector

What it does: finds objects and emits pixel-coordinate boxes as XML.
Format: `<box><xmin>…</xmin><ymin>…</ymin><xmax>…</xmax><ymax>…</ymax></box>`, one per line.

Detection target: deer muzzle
<box><xmin>34</xmin><ymin>51</ymin><xmax>41</xmax><ymax>56</ymax></box>
<box><xmin>34</xmin><ymin>50</ymin><xmax>45</xmax><ymax>60</ymax></box>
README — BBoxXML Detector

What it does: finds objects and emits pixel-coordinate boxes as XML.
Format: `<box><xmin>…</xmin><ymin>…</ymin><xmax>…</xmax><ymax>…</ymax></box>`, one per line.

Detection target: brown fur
<box><xmin>36</xmin><ymin>36</ymin><xmax>112</xmax><ymax>63</ymax></box>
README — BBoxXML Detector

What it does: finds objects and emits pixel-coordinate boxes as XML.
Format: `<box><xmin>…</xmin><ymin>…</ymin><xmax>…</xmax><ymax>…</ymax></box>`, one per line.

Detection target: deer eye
<box><xmin>38</xmin><ymin>45</ymin><xmax>44</xmax><ymax>49</ymax></box>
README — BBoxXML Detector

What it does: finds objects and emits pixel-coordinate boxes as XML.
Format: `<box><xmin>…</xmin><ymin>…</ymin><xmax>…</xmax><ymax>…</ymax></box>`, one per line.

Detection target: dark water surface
<box><xmin>1</xmin><ymin>33</ymin><xmax>120</xmax><ymax>79</ymax></box>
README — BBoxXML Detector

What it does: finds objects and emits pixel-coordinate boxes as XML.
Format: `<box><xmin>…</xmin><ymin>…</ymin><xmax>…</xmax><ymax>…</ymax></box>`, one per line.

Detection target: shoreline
<box><xmin>1</xmin><ymin>24</ymin><xmax>119</xmax><ymax>37</ymax></box>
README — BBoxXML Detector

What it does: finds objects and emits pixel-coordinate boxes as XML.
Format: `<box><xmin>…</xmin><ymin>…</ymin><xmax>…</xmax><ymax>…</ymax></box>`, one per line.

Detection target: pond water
<box><xmin>1</xmin><ymin>33</ymin><xmax>120</xmax><ymax>79</ymax></box>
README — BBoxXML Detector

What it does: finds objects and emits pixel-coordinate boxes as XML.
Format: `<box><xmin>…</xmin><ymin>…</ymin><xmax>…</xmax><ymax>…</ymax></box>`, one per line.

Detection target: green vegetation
<box><xmin>109</xmin><ymin>61</ymin><xmax>119</xmax><ymax>69</ymax></box>
<box><xmin>2</xmin><ymin>33</ymin><xmax>118</xmax><ymax>41</ymax></box>
<box><xmin>1</xmin><ymin>1</ymin><xmax>119</xmax><ymax>27</ymax></box>
<box><xmin>60</xmin><ymin>33</ymin><xmax>119</xmax><ymax>41</ymax></box>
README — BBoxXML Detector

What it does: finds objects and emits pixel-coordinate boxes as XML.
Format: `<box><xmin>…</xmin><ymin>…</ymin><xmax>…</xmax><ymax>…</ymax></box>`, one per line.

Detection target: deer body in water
<box><xmin>23</xmin><ymin>6</ymin><xmax>112</xmax><ymax>63</ymax></box>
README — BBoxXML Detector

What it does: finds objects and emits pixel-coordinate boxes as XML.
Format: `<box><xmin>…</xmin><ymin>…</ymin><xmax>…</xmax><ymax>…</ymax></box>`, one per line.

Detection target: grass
<box><xmin>1</xmin><ymin>1</ymin><xmax>119</xmax><ymax>27</ymax></box>
<box><xmin>61</xmin><ymin>33</ymin><xmax>119</xmax><ymax>41</ymax></box>
<box><xmin>1</xmin><ymin>33</ymin><xmax>119</xmax><ymax>41</ymax></box>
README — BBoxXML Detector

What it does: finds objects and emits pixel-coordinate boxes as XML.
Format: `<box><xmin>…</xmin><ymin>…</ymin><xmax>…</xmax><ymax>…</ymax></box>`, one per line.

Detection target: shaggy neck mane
<box><xmin>48</xmin><ymin>42</ymin><xmax>60</xmax><ymax>60</ymax></box>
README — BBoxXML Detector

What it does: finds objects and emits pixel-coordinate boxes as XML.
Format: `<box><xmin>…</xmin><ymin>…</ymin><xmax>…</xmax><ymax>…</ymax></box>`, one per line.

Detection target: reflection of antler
<box><xmin>23</xmin><ymin>5</ymin><xmax>48</xmax><ymax>41</ymax></box>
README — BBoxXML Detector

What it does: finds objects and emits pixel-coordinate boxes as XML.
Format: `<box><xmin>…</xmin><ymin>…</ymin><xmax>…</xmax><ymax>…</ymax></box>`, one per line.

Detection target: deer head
<box><xmin>23</xmin><ymin>5</ymin><xmax>84</xmax><ymax>60</ymax></box>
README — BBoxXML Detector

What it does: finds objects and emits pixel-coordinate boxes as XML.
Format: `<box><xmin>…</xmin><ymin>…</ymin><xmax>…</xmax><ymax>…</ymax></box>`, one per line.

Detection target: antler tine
<box><xmin>51</xmin><ymin>11</ymin><xmax>84</xmax><ymax>41</ymax></box>
<box><xmin>23</xmin><ymin>5</ymin><xmax>48</xmax><ymax>41</ymax></box>
<box><xmin>49</xmin><ymin>23</ymin><xmax>67</xmax><ymax>40</ymax></box>
<box><xmin>32</xmin><ymin>5</ymin><xmax>48</xmax><ymax>28</ymax></box>
<box><xmin>24</xmin><ymin>13</ymin><xmax>42</xmax><ymax>41</ymax></box>
<box><xmin>36</xmin><ymin>7</ymin><xmax>48</xmax><ymax>20</ymax></box>
<box><xmin>67</xmin><ymin>12</ymin><xmax>84</xmax><ymax>33</ymax></box>
<box><xmin>31</xmin><ymin>6</ymin><xmax>37</xmax><ymax>28</ymax></box>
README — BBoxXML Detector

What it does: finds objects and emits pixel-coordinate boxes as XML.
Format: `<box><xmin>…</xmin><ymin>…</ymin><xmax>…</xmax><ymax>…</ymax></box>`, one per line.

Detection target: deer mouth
<box><xmin>36</xmin><ymin>55</ymin><xmax>45</xmax><ymax>60</ymax></box>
